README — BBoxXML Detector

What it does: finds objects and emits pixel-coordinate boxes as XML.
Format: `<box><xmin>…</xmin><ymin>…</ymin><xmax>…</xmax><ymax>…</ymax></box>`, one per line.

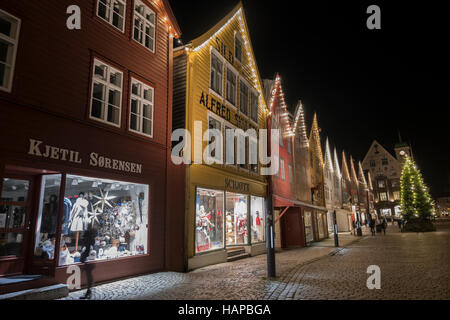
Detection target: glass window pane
<box><xmin>110</xmin><ymin>71</ymin><xmax>122</xmax><ymax>88</ymax></box>
<box><xmin>107</xmin><ymin>105</ymin><xmax>120</xmax><ymax>124</ymax></box>
<box><xmin>59</xmin><ymin>175</ymin><xmax>149</xmax><ymax>266</ymax></box>
<box><xmin>0</xmin><ymin>205</ymin><xmax>26</xmax><ymax>229</ymax></box>
<box><xmin>0</xmin><ymin>232</ymin><xmax>23</xmax><ymax>257</ymax></box>
<box><xmin>0</xmin><ymin>15</ymin><xmax>12</xmax><ymax>38</ymax></box>
<box><xmin>143</xmin><ymin>104</ymin><xmax>152</xmax><ymax>118</ymax></box>
<box><xmin>108</xmin><ymin>89</ymin><xmax>121</xmax><ymax>107</ymax></box>
<box><xmin>142</xmin><ymin>118</ymin><xmax>152</xmax><ymax>135</ymax></box>
<box><xmin>196</xmin><ymin>188</ymin><xmax>224</xmax><ymax>254</ymax></box>
<box><xmin>1</xmin><ymin>178</ymin><xmax>29</xmax><ymax>202</ymax></box>
<box><xmin>226</xmin><ymin>192</ymin><xmax>248</xmax><ymax>245</ymax></box>
<box><xmin>250</xmin><ymin>196</ymin><xmax>265</xmax><ymax>243</ymax></box>
<box><xmin>34</xmin><ymin>175</ymin><xmax>61</xmax><ymax>260</ymax></box>
<box><xmin>91</xmin><ymin>99</ymin><xmax>103</xmax><ymax>119</ymax></box>
<box><xmin>130</xmin><ymin>113</ymin><xmax>139</xmax><ymax>131</ymax></box>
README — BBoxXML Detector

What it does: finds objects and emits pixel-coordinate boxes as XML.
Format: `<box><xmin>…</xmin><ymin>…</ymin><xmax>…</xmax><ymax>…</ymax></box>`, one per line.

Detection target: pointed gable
<box><xmin>333</xmin><ymin>148</ymin><xmax>341</xmax><ymax>179</ymax></box>
<box><xmin>266</xmin><ymin>74</ymin><xmax>293</xmax><ymax>138</ymax></box>
<box><xmin>309</xmin><ymin>113</ymin><xmax>324</xmax><ymax>167</ymax></box>
<box><xmin>350</xmin><ymin>155</ymin><xmax>359</xmax><ymax>184</ymax></box>
<box><xmin>358</xmin><ymin>161</ymin><xmax>368</xmax><ymax>188</ymax></box>
<box><xmin>324</xmin><ymin>138</ymin><xmax>334</xmax><ymax>172</ymax></box>
<box><xmin>191</xmin><ymin>2</ymin><xmax>267</xmax><ymax>114</ymax></box>
<box><xmin>362</xmin><ymin>140</ymin><xmax>399</xmax><ymax>168</ymax></box>
<box><xmin>341</xmin><ymin>151</ymin><xmax>351</xmax><ymax>181</ymax></box>
<box><xmin>293</xmin><ymin>101</ymin><xmax>309</xmax><ymax>148</ymax></box>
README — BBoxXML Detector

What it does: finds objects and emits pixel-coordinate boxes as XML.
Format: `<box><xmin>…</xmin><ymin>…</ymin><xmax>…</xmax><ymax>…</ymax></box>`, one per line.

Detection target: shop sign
<box><xmin>27</xmin><ymin>139</ymin><xmax>143</xmax><ymax>174</ymax></box>
<box><xmin>225</xmin><ymin>178</ymin><xmax>250</xmax><ymax>193</ymax></box>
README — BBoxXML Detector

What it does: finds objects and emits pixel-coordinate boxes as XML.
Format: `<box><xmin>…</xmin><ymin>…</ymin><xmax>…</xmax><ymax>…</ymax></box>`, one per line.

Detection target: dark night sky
<box><xmin>169</xmin><ymin>0</ymin><xmax>449</xmax><ymax>197</ymax></box>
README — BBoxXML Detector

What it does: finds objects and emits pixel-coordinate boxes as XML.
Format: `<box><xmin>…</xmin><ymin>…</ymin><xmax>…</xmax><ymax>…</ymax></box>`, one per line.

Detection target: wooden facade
<box><xmin>0</xmin><ymin>0</ymin><xmax>182</xmax><ymax>293</ymax></box>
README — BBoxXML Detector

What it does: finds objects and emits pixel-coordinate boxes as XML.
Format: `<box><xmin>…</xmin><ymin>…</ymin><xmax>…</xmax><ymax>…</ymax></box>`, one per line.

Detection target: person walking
<box><xmin>369</xmin><ymin>218</ymin><xmax>376</xmax><ymax>236</ymax></box>
<box><xmin>79</xmin><ymin>223</ymin><xmax>97</xmax><ymax>300</ymax></box>
<box><xmin>381</xmin><ymin>217</ymin><xmax>388</xmax><ymax>235</ymax></box>
<box><xmin>397</xmin><ymin>219</ymin><xmax>402</xmax><ymax>231</ymax></box>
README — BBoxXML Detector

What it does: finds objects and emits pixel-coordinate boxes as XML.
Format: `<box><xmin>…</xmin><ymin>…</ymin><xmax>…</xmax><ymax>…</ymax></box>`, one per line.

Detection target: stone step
<box><xmin>0</xmin><ymin>284</ymin><xmax>69</xmax><ymax>300</ymax></box>
<box><xmin>227</xmin><ymin>248</ymin><xmax>246</xmax><ymax>258</ymax></box>
<box><xmin>227</xmin><ymin>253</ymin><xmax>251</xmax><ymax>262</ymax></box>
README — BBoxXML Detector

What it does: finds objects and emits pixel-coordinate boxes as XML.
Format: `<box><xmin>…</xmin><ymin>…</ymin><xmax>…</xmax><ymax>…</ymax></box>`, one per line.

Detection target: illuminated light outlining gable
<box><xmin>324</xmin><ymin>138</ymin><xmax>334</xmax><ymax>173</ymax></box>
<box><xmin>293</xmin><ymin>101</ymin><xmax>309</xmax><ymax>148</ymax></box>
<box><xmin>268</xmin><ymin>74</ymin><xmax>294</xmax><ymax>138</ymax></box>
<box><xmin>333</xmin><ymin>148</ymin><xmax>341</xmax><ymax>179</ymax></box>
<box><xmin>192</xmin><ymin>7</ymin><xmax>268</xmax><ymax>114</ymax></box>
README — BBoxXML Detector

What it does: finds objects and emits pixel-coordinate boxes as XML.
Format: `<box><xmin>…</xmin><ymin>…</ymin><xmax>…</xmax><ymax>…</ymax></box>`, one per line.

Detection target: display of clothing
<box><xmin>61</xmin><ymin>198</ymin><xmax>72</xmax><ymax>235</ymax></box>
<box><xmin>41</xmin><ymin>195</ymin><xmax>58</xmax><ymax>234</ymax></box>
<box><xmin>69</xmin><ymin>196</ymin><xmax>89</xmax><ymax>232</ymax></box>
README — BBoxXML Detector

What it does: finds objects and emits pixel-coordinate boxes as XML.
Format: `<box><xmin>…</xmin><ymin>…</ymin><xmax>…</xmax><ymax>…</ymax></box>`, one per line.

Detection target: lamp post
<box><xmin>266</xmin><ymin>112</ymin><xmax>276</xmax><ymax>278</ymax></box>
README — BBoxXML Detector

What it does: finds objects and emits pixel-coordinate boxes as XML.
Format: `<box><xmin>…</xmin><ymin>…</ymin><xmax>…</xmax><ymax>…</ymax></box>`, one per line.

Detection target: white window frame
<box><xmin>210</xmin><ymin>47</ymin><xmax>224</xmax><ymax>97</ymax></box>
<box><xmin>207</xmin><ymin>112</ymin><xmax>224</xmax><ymax>164</ymax></box>
<box><xmin>234</xmin><ymin>31</ymin><xmax>243</xmax><ymax>63</ymax></box>
<box><xmin>129</xmin><ymin>77</ymin><xmax>154</xmax><ymax>138</ymax></box>
<box><xmin>249</xmin><ymin>135</ymin><xmax>258</xmax><ymax>174</ymax></box>
<box><xmin>90</xmin><ymin>58</ymin><xmax>123</xmax><ymax>128</ymax></box>
<box><xmin>96</xmin><ymin>0</ymin><xmax>127</xmax><ymax>33</ymax></box>
<box><xmin>0</xmin><ymin>9</ymin><xmax>21</xmax><ymax>93</ymax></box>
<box><xmin>133</xmin><ymin>0</ymin><xmax>156</xmax><ymax>53</ymax></box>
<box><xmin>224</xmin><ymin>122</ymin><xmax>238</xmax><ymax>168</ymax></box>
<box><xmin>249</xmin><ymin>89</ymin><xmax>259</xmax><ymax>124</ymax></box>
<box><xmin>280</xmin><ymin>158</ymin><xmax>285</xmax><ymax>181</ymax></box>
<box><xmin>225</xmin><ymin>66</ymin><xmax>237</xmax><ymax>107</ymax></box>
<box><xmin>379</xmin><ymin>192</ymin><xmax>388</xmax><ymax>202</ymax></box>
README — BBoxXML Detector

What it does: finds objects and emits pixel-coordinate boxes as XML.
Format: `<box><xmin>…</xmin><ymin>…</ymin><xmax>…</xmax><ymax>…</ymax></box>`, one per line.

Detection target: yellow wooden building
<box><xmin>172</xmin><ymin>3</ymin><xmax>269</xmax><ymax>269</ymax></box>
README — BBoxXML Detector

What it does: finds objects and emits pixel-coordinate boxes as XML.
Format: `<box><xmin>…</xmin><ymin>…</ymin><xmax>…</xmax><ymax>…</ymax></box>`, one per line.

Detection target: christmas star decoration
<box><xmin>93</xmin><ymin>188</ymin><xmax>116</xmax><ymax>212</ymax></box>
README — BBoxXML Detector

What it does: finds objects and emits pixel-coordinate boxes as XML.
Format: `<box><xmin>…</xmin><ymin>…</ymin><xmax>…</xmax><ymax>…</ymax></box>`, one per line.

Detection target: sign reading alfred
<box><xmin>27</xmin><ymin>139</ymin><xmax>143</xmax><ymax>174</ymax></box>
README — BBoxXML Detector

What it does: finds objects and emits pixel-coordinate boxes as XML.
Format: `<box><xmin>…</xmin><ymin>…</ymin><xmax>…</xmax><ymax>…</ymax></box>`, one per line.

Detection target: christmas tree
<box><xmin>400</xmin><ymin>156</ymin><xmax>435</xmax><ymax>231</ymax></box>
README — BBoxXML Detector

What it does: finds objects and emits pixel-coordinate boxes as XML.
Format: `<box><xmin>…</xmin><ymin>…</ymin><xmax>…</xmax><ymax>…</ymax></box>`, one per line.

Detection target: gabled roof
<box><xmin>292</xmin><ymin>101</ymin><xmax>309</xmax><ymax>148</ymax></box>
<box><xmin>362</xmin><ymin>140</ymin><xmax>399</xmax><ymax>167</ymax></box>
<box><xmin>309</xmin><ymin>114</ymin><xmax>324</xmax><ymax>166</ymax></box>
<box><xmin>358</xmin><ymin>161</ymin><xmax>368</xmax><ymax>189</ymax></box>
<box><xmin>324</xmin><ymin>138</ymin><xmax>334</xmax><ymax>172</ymax></box>
<box><xmin>350</xmin><ymin>156</ymin><xmax>359</xmax><ymax>184</ymax></box>
<box><xmin>265</xmin><ymin>74</ymin><xmax>294</xmax><ymax>138</ymax></box>
<box><xmin>333</xmin><ymin>148</ymin><xmax>341</xmax><ymax>179</ymax></box>
<box><xmin>159</xmin><ymin>0</ymin><xmax>182</xmax><ymax>37</ymax></box>
<box><xmin>190</xmin><ymin>2</ymin><xmax>267</xmax><ymax>112</ymax></box>
<box><xmin>341</xmin><ymin>151</ymin><xmax>351</xmax><ymax>181</ymax></box>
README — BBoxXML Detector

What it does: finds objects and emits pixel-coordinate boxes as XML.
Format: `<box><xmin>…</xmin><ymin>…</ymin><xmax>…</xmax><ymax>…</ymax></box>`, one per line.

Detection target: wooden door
<box><xmin>282</xmin><ymin>208</ymin><xmax>305</xmax><ymax>248</ymax></box>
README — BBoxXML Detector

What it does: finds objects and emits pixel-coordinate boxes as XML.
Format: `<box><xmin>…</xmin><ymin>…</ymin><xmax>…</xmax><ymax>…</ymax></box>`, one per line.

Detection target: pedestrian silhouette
<box><xmin>79</xmin><ymin>223</ymin><xmax>97</xmax><ymax>300</ymax></box>
<box><xmin>369</xmin><ymin>218</ymin><xmax>376</xmax><ymax>236</ymax></box>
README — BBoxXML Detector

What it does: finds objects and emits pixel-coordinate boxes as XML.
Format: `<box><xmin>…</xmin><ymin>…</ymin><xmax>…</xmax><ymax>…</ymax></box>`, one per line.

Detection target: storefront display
<box><xmin>250</xmin><ymin>196</ymin><xmax>265</xmax><ymax>243</ymax></box>
<box><xmin>226</xmin><ymin>192</ymin><xmax>248</xmax><ymax>246</ymax></box>
<box><xmin>195</xmin><ymin>188</ymin><xmax>224</xmax><ymax>253</ymax></box>
<box><xmin>304</xmin><ymin>210</ymin><xmax>313</xmax><ymax>243</ymax></box>
<box><xmin>317</xmin><ymin>212</ymin><xmax>325</xmax><ymax>239</ymax></box>
<box><xmin>32</xmin><ymin>174</ymin><xmax>149</xmax><ymax>265</ymax></box>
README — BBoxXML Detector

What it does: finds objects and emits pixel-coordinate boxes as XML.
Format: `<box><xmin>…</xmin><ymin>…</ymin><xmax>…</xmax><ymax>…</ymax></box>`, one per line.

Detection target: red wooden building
<box><xmin>264</xmin><ymin>75</ymin><xmax>305</xmax><ymax>249</ymax></box>
<box><xmin>0</xmin><ymin>0</ymin><xmax>183</xmax><ymax>294</ymax></box>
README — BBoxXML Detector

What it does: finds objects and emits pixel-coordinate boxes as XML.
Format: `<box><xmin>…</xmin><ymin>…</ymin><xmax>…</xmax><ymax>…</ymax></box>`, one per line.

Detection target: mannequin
<box><xmin>69</xmin><ymin>192</ymin><xmax>89</xmax><ymax>252</ymax></box>
<box><xmin>199</xmin><ymin>206</ymin><xmax>214</xmax><ymax>249</ymax></box>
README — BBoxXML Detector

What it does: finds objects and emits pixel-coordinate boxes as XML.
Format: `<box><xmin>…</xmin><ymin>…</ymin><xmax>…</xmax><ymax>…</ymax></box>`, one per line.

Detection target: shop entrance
<box><xmin>0</xmin><ymin>174</ymin><xmax>34</xmax><ymax>277</ymax></box>
<box><xmin>281</xmin><ymin>208</ymin><xmax>305</xmax><ymax>248</ymax></box>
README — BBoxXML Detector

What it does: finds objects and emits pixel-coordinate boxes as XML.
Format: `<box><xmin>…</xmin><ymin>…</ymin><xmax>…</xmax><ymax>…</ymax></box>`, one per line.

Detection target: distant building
<box><xmin>362</xmin><ymin>139</ymin><xmax>413</xmax><ymax>218</ymax></box>
<box><xmin>435</xmin><ymin>197</ymin><xmax>450</xmax><ymax>216</ymax></box>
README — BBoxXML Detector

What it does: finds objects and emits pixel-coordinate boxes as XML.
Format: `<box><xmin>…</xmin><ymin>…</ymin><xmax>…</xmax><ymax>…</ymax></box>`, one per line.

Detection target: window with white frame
<box><xmin>249</xmin><ymin>137</ymin><xmax>258</xmax><ymax>173</ymax></box>
<box><xmin>393</xmin><ymin>191</ymin><xmax>400</xmax><ymax>201</ymax></box>
<box><xmin>280</xmin><ymin>158</ymin><xmax>285</xmax><ymax>181</ymax></box>
<box><xmin>210</xmin><ymin>52</ymin><xmax>223</xmax><ymax>95</ymax></box>
<box><xmin>130</xmin><ymin>78</ymin><xmax>154</xmax><ymax>137</ymax></box>
<box><xmin>250</xmin><ymin>91</ymin><xmax>258</xmax><ymax>122</ymax></box>
<box><xmin>237</xmin><ymin>132</ymin><xmax>247</xmax><ymax>170</ymax></box>
<box><xmin>288</xmin><ymin>164</ymin><xmax>293</xmax><ymax>184</ymax></box>
<box><xmin>91</xmin><ymin>59</ymin><xmax>123</xmax><ymax>126</ymax></box>
<box><xmin>239</xmin><ymin>80</ymin><xmax>248</xmax><ymax>116</ymax></box>
<box><xmin>234</xmin><ymin>33</ymin><xmax>242</xmax><ymax>63</ymax></box>
<box><xmin>379</xmin><ymin>192</ymin><xmax>388</xmax><ymax>201</ymax></box>
<box><xmin>0</xmin><ymin>9</ymin><xmax>20</xmax><ymax>92</ymax></box>
<box><xmin>97</xmin><ymin>0</ymin><xmax>126</xmax><ymax>32</ymax></box>
<box><xmin>133</xmin><ymin>0</ymin><xmax>156</xmax><ymax>52</ymax></box>
<box><xmin>225</xmin><ymin>125</ymin><xmax>235</xmax><ymax>166</ymax></box>
<box><xmin>208</xmin><ymin>116</ymin><xmax>222</xmax><ymax>162</ymax></box>
<box><xmin>226</xmin><ymin>67</ymin><xmax>237</xmax><ymax>106</ymax></box>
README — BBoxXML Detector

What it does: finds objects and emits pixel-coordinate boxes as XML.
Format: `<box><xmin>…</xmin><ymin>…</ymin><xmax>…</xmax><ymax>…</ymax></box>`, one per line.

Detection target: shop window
<box><xmin>97</xmin><ymin>0</ymin><xmax>126</xmax><ymax>32</ymax></box>
<box><xmin>133</xmin><ymin>0</ymin><xmax>156</xmax><ymax>52</ymax></box>
<box><xmin>239</xmin><ymin>80</ymin><xmax>249</xmax><ymax>116</ymax></box>
<box><xmin>234</xmin><ymin>33</ymin><xmax>242</xmax><ymax>63</ymax></box>
<box><xmin>317</xmin><ymin>212</ymin><xmax>325</xmax><ymax>239</ymax></box>
<box><xmin>0</xmin><ymin>9</ymin><xmax>20</xmax><ymax>92</ymax></box>
<box><xmin>226</xmin><ymin>67</ymin><xmax>237</xmax><ymax>106</ymax></box>
<box><xmin>130</xmin><ymin>78</ymin><xmax>154</xmax><ymax>138</ymax></box>
<box><xmin>304</xmin><ymin>211</ymin><xmax>313</xmax><ymax>242</ymax></box>
<box><xmin>226</xmin><ymin>192</ymin><xmax>248</xmax><ymax>246</ymax></box>
<box><xmin>210</xmin><ymin>52</ymin><xmax>223</xmax><ymax>96</ymax></box>
<box><xmin>195</xmin><ymin>188</ymin><xmax>224</xmax><ymax>254</ymax></box>
<box><xmin>250</xmin><ymin>196</ymin><xmax>265</xmax><ymax>243</ymax></box>
<box><xmin>59</xmin><ymin>175</ymin><xmax>148</xmax><ymax>265</ymax></box>
<box><xmin>90</xmin><ymin>58</ymin><xmax>123</xmax><ymax>127</ymax></box>
<box><xmin>280</xmin><ymin>158</ymin><xmax>285</xmax><ymax>181</ymax></box>
<box><xmin>250</xmin><ymin>91</ymin><xmax>258</xmax><ymax>123</ymax></box>
<box><xmin>0</xmin><ymin>178</ymin><xmax>29</xmax><ymax>257</ymax></box>
<box><xmin>33</xmin><ymin>175</ymin><xmax>62</xmax><ymax>260</ymax></box>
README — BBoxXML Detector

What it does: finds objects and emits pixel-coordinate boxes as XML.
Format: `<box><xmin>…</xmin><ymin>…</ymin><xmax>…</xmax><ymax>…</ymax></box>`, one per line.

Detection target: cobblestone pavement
<box><xmin>61</xmin><ymin>223</ymin><xmax>450</xmax><ymax>300</ymax></box>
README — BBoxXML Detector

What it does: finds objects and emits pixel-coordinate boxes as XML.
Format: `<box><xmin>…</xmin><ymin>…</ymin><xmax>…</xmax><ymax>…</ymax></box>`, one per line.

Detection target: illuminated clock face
<box><xmin>400</xmin><ymin>151</ymin><xmax>406</xmax><ymax>156</ymax></box>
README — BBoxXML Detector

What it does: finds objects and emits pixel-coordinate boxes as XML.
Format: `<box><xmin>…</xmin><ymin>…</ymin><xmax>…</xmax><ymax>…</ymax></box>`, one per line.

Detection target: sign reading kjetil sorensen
<box><xmin>27</xmin><ymin>139</ymin><xmax>143</xmax><ymax>174</ymax></box>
